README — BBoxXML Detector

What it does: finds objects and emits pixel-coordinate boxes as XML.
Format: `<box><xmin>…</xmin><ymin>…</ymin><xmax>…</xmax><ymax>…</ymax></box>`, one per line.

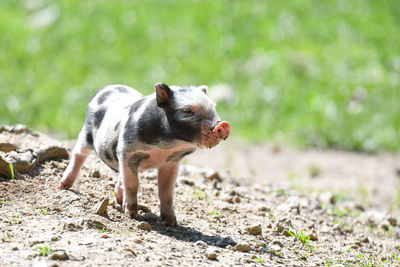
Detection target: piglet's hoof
<box><xmin>123</xmin><ymin>202</ymin><xmax>138</xmax><ymax>218</ymax></box>
<box><xmin>161</xmin><ymin>212</ymin><xmax>177</xmax><ymax>227</ymax></box>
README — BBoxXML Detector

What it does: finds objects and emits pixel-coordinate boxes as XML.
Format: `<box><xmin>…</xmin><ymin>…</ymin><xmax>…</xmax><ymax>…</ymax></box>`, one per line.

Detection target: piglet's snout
<box><xmin>213</xmin><ymin>121</ymin><xmax>231</xmax><ymax>140</ymax></box>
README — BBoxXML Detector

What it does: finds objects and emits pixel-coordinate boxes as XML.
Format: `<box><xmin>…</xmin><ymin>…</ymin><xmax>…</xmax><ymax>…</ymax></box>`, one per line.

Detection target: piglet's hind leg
<box><xmin>59</xmin><ymin>130</ymin><xmax>91</xmax><ymax>190</ymax></box>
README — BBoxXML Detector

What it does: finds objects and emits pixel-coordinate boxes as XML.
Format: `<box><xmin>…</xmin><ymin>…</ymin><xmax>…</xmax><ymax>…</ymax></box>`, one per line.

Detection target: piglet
<box><xmin>59</xmin><ymin>83</ymin><xmax>230</xmax><ymax>226</ymax></box>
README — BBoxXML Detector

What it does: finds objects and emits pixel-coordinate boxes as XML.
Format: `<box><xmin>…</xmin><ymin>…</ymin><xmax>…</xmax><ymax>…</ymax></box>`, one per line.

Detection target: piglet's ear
<box><xmin>198</xmin><ymin>85</ymin><xmax>208</xmax><ymax>95</ymax></box>
<box><xmin>155</xmin><ymin>83</ymin><xmax>172</xmax><ymax>108</ymax></box>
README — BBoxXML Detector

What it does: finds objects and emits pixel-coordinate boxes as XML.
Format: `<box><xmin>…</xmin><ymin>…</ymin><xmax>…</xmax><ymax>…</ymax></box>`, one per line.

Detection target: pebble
<box><xmin>50</xmin><ymin>251</ymin><xmax>69</xmax><ymax>261</ymax></box>
<box><xmin>195</xmin><ymin>240</ymin><xmax>208</xmax><ymax>249</ymax></box>
<box><xmin>270</xmin><ymin>239</ymin><xmax>284</xmax><ymax>248</ymax></box>
<box><xmin>204</xmin><ymin>248</ymin><xmax>218</xmax><ymax>260</ymax></box>
<box><xmin>137</xmin><ymin>222</ymin><xmax>151</xmax><ymax>231</ymax></box>
<box><xmin>277</xmin><ymin>196</ymin><xmax>300</xmax><ymax>214</ymax></box>
<box><xmin>204</xmin><ymin>169</ymin><xmax>222</xmax><ymax>182</ymax></box>
<box><xmin>94</xmin><ymin>197</ymin><xmax>109</xmax><ymax>215</ymax></box>
<box><xmin>245</xmin><ymin>225</ymin><xmax>262</xmax><ymax>235</ymax></box>
<box><xmin>274</xmin><ymin>218</ymin><xmax>292</xmax><ymax>236</ymax></box>
<box><xmin>235</xmin><ymin>243</ymin><xmax>251</xmax><ymax>252</ymax></box>
<box><xmin>90</xmin><ymin>170</ymin><xmax>101</xmax><ymax>178</ymax></box>
<box><xmin>101</xmin><ymin>233</ymin><xmax>110</xmax><ymax>239</ymax></box>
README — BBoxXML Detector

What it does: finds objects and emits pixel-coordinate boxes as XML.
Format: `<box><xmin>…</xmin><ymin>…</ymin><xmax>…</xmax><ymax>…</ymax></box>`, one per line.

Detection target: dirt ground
<box><xmin>1</xmin><ymin>128</ymin><xmax>400</xmax><ymax>266</ymax></box>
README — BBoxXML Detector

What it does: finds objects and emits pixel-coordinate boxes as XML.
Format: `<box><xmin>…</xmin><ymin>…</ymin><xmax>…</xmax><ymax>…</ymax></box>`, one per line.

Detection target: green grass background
<box><xmin>1</xmin><ymin>0</ymin><xmax>399</xmax><ymax>151</ymax></box>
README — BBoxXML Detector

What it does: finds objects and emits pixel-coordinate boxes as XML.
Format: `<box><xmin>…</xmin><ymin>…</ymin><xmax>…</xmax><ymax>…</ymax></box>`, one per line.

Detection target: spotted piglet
<box><xmin>59</xmin><ymin>83</ymin><xmax>230</xmax><ymax>226</ymax></box>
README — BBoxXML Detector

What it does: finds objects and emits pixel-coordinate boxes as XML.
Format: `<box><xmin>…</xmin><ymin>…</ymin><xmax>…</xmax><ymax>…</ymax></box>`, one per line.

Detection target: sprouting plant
<box><xmin>193</xmin><ymin>186</ymin><xmax>208</xmax><ymax>200</ymax></box>
<box><xmin>255</xmin><ymin>256</ymin><xmax>264</xmax><ymax>263</ymax></box>
<box><xmin>276</xmin><ymin>188</ymin><xmax>285</xmax><ymax>196</ymax></box>
<box><xmin>41</xmin><ymin>206</ymin><xmax>48</xmax><ymax>215</ymax></box>
<box><xmin>269</xmin><ymin>212</ymin><xmax>277</xmax><ymax>222</ymax></box>
<box><xmin>9</xmin><ymin>163</ymin><xmax>15</xmax><ymax>180</ymax></box>
<box><xmin>209</xmin><ymin>210</ymin><xmax>221</xmax><ymax>216</ymax></box>
<box><xmin>34</xmin><ymin>245</ymin><xmax>54</xmax><ymax>257</ymax></box>
<box><xmin>110</xmin><ymin>189</ymin><xmax>115</xmax><ymax>202</ymax></box>
<box><xmin>100</xmin><ymin>226</ymin><xmax>109</xmax><ymax>233</ymax></box>
<box><xmin>309</xmin><ymin>163</ymin><xmax>323</xmax><ymax>177</ymax></box>
<box><xmin>288</xmin><ymin>224</ymin><xmax>316</xmax><ymax>252</ymax></box>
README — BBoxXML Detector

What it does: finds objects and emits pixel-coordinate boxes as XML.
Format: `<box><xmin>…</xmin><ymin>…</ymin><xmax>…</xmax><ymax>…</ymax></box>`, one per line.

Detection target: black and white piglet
<box><xmin>59</xmin><ymin>83</ymin><xmax>230</xmax><ymax>226</ymax></box>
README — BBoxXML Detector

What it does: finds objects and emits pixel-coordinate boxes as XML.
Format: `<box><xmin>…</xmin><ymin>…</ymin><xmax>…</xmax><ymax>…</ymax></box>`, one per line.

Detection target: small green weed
<box><xmin>34</xmin><ymin>245</ymin><xmax>54</xmax><ymax>257</ymax></box>
<box><xmin>255</xmin><ymin>256</ymin><xmax>264</xmax><ymax>263</ymax></box>
<box><xmin>330</xmin><ymin>207</ymin><xmax>351</xmax><ymax>217</ymax></box>
<box><xmin>0</xmin><ymin>198</ymin><xmax>5</xmax><ymax>203</ymax></box>
<box><xmin>276</xmin><ymin>188</ymin><xmax>285</xmax><ymax>196</ymax></box>
<box><xmin>309</xmin><ymin>164</ymin><xmax>323</xmax><ymax>177</ymax></box>
<box><xmin>288</xmin><ymin>224</ymin><xmax>316</xmax><ymax>252</ymax></box>
<box><xmin>41</xmin><ymin>206</ymin><xmax>48</xmax><ymax>215</ymax></box>
<box><xmin>209</xmin><ymin>210</ymin><xmax>221</xmax><ymax>216</ymax></box>
<box><xmin>193</xmin><ymin>186</ymin><xmax>208</xmax><ymax>200</ymax></box>
<box><xmin>9</xmin><ymin>163</ymin><xmax>15</xmax><ymax>180</ymax></box>
<box><xmin>100</xmin><ymin>226</ymin><xmax>109</xmax><ymax>233</ymax></box>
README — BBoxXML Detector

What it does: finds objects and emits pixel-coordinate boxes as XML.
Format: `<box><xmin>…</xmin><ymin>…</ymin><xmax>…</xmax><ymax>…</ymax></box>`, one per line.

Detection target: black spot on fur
<box><xmin>128</xmin><ymin>153</ymin><xmax>150</xmax><ymax>174</ymax></box>
<box><xmin>112</xmin><ymin>141</ymin><xmax>118</xmax><ymax>159</ymax></box>
<box><xmin>114</xmin><ymin>121</ymin><xmax>121</xmax><ymax>132</ymax></box>
<box><xmin>129</xmin><ymin>97</ymin><xmax>145</xmax><ymax>116</ymax></box>
<box><xmin>94</xmin><ymin>108</ymin><xmax>106</xmax><ymax>128</ymax></box>
<box><xmin>104</xmin><ymin>150</ymin><xmax>113</xmax><ymax>161</ymax></box>
<box><xmin>166</xmin><ymin>148</ymin><xmax>196</xmax><ymax>162</ymax></box>
<box><xmin>123</xmin><ymin>116</ymin><xmax>135</xmax><ymax>144</ymax></box>
<box><xmin>137</xmin><ymin>101</ymin><xmax>171</xmax><ymax>144</ymax></box>
<box><xmin>86</xmin><ymin>131</ymin><xmax>93</xmax><ymax>146</ymax></box>
<box><xmin>116</xmin><ymin>86</ymin><xmax>129</xmax><ymax>94</ymax></box>
<box><xmin>97</xmin><ymin>91</ymin><xmax>112</xmax><ymax>105</ymax></box>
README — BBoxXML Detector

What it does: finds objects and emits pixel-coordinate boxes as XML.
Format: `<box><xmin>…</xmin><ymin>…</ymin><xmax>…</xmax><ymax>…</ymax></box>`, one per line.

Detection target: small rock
<box><xmin>381</xmin><ymin>220</ymin><xmax>390</xmax><ymax>231</ymax></box>
<box><xmin>108</xmin><ymin>181</ymin><xmax>116</xmax><ymax>187</ymax></box>
<box><xmin>277</xmin><ymin>196</ymin><xmax>300</xmax><ymax>214</ymax></box>
<box><xmin>233</xmin><ymin>196</ymin><xmax>241</xmax><ymax>203</ymax></box>
<box><xmin>235</xmin><ymin>243</ymin><xmax>251</xmax><ymax>252</ymax></box>
<box><xmin>63</xmin><ymin>220</ymin><xmax>83</xmax><ymax>232</ymax></box>
<box><xmin>50</xmin><ymin>251</ymin><xmax>68</xmax><ymax>261</ymax></box>
<box><xmin>215</xmin><ymin>236</ymin><xmax>236</xmax><ymax>247</ymax></box>
<box><xmin>195</xmin><ymin>240</ymin><xmax>208</xmax><ymax>249</ymax></box>
<box><xmin>309</xmin><ymin>232</ymin><xmax>318</xmax><ymax>241</ymax></box>
<box><xmin>179</xmin><ymin>177</ymin><xmax>195</xmax><ymax>186</ymax></box>
<box><xmin>205</xmin><ymin>249</ymin><xmax>218</xmax><ymax>260</ymax></box>
<box><xmin>101</xmin><ymin>233</ymin><xmax>110</xmax><ymax>238</ymax></box>
<box><xmin>94</xmin><ymin>197</ymin><xmax>109</xmax><ymax>215</ymax></box>
<box><xmin>386</xmin><ymin>215</ymin><xmax>397</xmax><ymax>226</ymax></box>
<box><xmin>86</xmin><ymin>219</ymin><xmax>107</xmax><ymax>230</ymax></box>
<box><xmin>137</xmin><ymin>222</ymin><xmax>151</xmax><ymax>231</ymax></box>
<box><xmin>204</xmin><ymin>169</ymin><xmax>222</xmax><ymax>182</ymax></box>
<box><xmin>138</xmin><ymin>204</ymin><xmax>150</xmax><ymax>213</ymax></box>
<box><xmin>274</xmin><ymin>218</ymin><xmax>293</xmax><ymax>236</ymax></box>
<box><xmin>319</xmin><ymin>191</ymin><xmax>335</xmax><ymax>205</ymax></box>
<box><xmin>223</xmin><ymin>196</ymin><xmax>234</xmax><ymax>204</ymax></box>
<box><xmin>270</xmin><ymin>239</ymin><xmax>284</xmax><ymax>248</ymax></box>
<box><xmin>12</xmin><ymin>246</ymin><xmax>19</xmax><ymax>251</ymax></box>
<box><xmin>90</xmin><ymin>170</ymin><xmax>101</xmax><ymax>178</ymax></box>
<box><xmin>258</xmin><ymin>205</ymin><xmax>270</xmax><ymax>212</ymax></box>
<box><xmin>245</xmin><ymin>225</ymin><xmax>262</xmax><ymax>235</ymax></box>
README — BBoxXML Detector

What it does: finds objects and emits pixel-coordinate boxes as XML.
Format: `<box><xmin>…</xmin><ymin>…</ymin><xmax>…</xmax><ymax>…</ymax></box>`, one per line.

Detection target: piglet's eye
<box><xmin>180</xmin><ymin>107</ymin><xmax>194</xmax><ymax>115</ymax></box>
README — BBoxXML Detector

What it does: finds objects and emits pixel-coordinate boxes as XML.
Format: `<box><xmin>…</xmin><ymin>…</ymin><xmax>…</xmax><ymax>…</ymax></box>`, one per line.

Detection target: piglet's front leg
<box><xmin>120</xmin><ymin>153</ymin><xmax>149</xmax><ymax>217</ymax></box>
<box><xmin>158</xmin><ymin>162</ymin><xmax>180</xmax><ymax>227</ymax></box>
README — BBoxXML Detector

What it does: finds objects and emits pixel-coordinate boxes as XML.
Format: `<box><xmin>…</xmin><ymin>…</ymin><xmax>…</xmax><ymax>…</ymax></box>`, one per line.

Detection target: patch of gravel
<box><xmin>0</xmin><ymin>127</ymin><xmax>399</xmax><ymax>266</ymax></box>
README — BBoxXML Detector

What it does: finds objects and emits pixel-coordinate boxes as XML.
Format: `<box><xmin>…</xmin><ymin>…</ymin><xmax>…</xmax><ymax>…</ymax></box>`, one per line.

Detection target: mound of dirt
<box><xmin>0</xmin><ymin>126</ymin><xmax>399</xmax><ymax>266</ymax></box>
<box><xmin>0</xmin><ymin>125</ymin><xmax>68</xmax><ymax>178</ymax></box>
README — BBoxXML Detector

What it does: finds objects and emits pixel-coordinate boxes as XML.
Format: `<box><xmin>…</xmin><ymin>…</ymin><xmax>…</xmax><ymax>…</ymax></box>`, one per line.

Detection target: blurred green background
<box><xmin>1</xmin><ymin>0</ymin><xmax>399</xmax><ymax>151</ymax></box>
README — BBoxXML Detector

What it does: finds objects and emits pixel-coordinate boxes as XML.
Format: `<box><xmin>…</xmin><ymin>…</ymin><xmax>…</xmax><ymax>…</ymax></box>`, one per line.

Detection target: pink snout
<box><xmin>213</xmin><ymin>121</ymin><xmax>231</xmax><ymax>140</ymax></box>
